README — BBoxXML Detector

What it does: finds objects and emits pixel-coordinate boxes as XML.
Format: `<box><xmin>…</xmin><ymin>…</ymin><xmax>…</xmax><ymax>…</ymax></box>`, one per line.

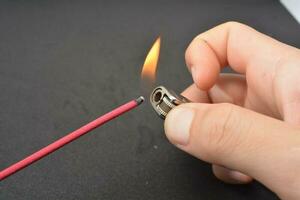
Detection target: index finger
<box><xmin>185</xmin><ymin>21</ymin><xmax>299</xmax><ymax>90</ymax></box>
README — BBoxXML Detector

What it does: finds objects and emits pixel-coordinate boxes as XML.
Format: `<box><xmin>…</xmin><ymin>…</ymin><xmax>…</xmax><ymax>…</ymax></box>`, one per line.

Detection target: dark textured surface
<box><xmin>0</xmin><ymin>0</ymin><xmax>299</xmax><ymax>199</ymax></box>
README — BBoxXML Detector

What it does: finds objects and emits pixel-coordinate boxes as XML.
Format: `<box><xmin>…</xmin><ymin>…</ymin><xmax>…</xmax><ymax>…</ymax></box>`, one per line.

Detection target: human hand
<box><xmin>164</xmin><ymin>22</ymin><xmax>300</xmax><ymax>200</ymax></box>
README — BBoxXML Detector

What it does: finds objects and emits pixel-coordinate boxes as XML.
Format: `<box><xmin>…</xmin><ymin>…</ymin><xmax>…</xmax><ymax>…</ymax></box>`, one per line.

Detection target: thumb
<box><xmin>164</xmin><ymin>103</ymin><xmax>300</xmax><ymax>199</ymax></box>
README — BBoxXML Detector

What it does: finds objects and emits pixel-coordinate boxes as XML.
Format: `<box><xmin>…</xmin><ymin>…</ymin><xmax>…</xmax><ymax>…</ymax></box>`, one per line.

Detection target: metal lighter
<box><xmin>150</xmin><ymin>86</ymin><xmax>190</xmax><ymax>119</ymax></box>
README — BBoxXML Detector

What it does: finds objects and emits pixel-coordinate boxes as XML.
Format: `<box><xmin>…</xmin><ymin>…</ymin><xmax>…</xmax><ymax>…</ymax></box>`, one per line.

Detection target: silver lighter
<box><xmin>150</xmin><ymin>86</ymin><xmax>190</xmax><ymax>119</ymax></box>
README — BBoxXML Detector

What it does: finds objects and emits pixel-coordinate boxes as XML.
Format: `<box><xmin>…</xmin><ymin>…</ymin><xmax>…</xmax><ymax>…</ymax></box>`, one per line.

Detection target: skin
<box><xmin>163</xmin><ymin>22</ymin><xmax>300</xmax><ymax>200</ymax></box>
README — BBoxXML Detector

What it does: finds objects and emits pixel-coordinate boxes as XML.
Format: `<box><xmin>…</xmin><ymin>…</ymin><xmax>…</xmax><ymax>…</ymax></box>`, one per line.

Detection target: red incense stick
<box><xmin>0</xmin><ymin>96</ymin><xmax>144</xmax><ymax>181</ymax></box>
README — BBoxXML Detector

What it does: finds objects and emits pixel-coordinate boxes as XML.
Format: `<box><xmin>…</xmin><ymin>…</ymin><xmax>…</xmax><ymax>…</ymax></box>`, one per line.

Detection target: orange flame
<box><xmin>141</xmin><ymin>37</ymin><xmax>161</xmax><ymax>83</ymax></box>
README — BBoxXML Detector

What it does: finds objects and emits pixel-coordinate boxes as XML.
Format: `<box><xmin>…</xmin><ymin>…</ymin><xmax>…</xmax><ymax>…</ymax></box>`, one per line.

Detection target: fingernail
<box><xmin>164</xmin><ymin>106</ymin><xmax>195</xmax><ymax>145</ymax></box>
<box><xmin>191</xmin><ymin>66</ymin><xmax>198</xmax><ymax>83</ymax></box>
<box><xmin>229</xmin><ymin>171</ymin><xmax>252</xmax><ymax>184</ymax></box>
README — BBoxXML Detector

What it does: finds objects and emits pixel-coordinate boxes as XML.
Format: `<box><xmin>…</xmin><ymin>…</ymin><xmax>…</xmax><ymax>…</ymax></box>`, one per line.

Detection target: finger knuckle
<box><xmin>223</xmin><ymin>21</ymin><xmax>246</xmax><ymax>29</ymax></box>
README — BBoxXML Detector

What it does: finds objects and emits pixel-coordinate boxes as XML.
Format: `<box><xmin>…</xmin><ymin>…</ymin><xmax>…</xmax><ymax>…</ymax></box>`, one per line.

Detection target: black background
<box><xmin>0</xmin><ymin>0</ymin><xmax>299</xmax><ymax>199</ymax></box>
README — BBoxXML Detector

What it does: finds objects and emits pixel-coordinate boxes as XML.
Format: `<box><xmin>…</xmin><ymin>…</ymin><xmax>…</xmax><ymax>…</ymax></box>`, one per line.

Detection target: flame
<box><xmin>141</xmin><ymin>37</ymin><xmax>161</xmax><ymax>83</ymax></box>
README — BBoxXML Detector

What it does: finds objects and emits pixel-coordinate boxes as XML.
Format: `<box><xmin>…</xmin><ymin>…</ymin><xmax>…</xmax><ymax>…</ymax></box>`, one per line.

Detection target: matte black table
<box><xmin>0</xmin><ymin>0</ymin><xmax>299</xmax><ymax>199</ymax></box>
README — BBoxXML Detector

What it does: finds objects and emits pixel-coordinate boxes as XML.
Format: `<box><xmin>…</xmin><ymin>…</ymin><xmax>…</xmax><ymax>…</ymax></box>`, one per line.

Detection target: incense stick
<box><xmin>0</xmin><ymin>96</ymin><xmax>144</xmax><ymax>181</ymax></box>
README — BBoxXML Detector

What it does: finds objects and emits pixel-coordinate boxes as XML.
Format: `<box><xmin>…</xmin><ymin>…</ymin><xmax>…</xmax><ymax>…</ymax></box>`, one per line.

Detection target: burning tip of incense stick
<box><xmin>136</xmin><ymin>96</ymin><xmax>145</xmax><ymax>105</ymax></box>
